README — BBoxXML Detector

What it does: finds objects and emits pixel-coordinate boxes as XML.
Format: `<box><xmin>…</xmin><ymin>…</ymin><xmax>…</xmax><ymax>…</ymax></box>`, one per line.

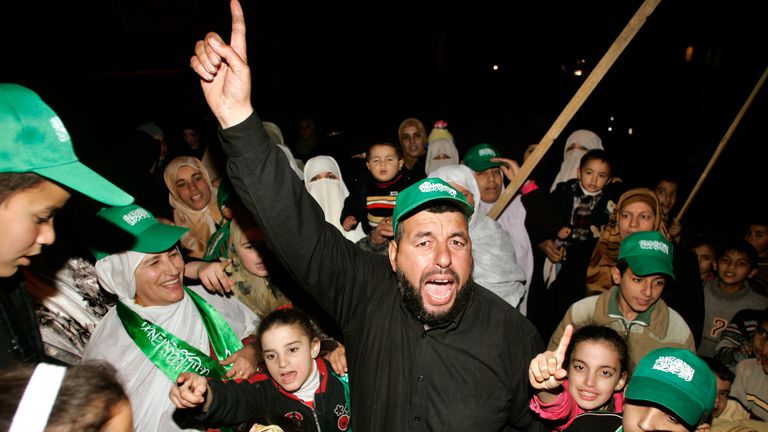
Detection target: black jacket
<box><xmin>219</xmin><ymin>114</ymin><xmax>544</xmax><ymax>431</ymax></box>
<box><xmin>202</xmin><ymin>358</ymin><xmax>350</xmax><ymax>431</ymax></box>
<box><xmin>1</xmin><ymin>275</ymin><xmax>46</xmax><ymax>367</ymax></box>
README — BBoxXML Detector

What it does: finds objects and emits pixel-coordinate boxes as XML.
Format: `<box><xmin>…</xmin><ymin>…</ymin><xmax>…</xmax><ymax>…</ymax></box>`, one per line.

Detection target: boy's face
<box><xmin>0</xmin><ymin>180</ymin><xmax>71</xmax><ymax>277</ymax></box>
<box><xmin>693</xmin><ymin>244</ymin><xmax>716</xmax><ymax>281</ymax></box>
<box><xmin>654</xmin><ymin>180</ymin><xmax>678</xmax><ymax>219</ymax></box>
<box><xmin>745</xmin><ymin>224</ymin><xmax>768</xmax><ymax>256</ymax></box>
<box><xmin>367</xmin><ymin>144</ymin><xmax>403</xmax><ymax>182</ymax></box>
<box><xmin>716</xmin><ymin>250</ymin><xmax>757</xmax><ymax>288</ymax></box>
<box><xmin>473</xmin><ymin>167</ymin><xmax>503</xmax><ymax>204</ymax></box>
<box><xmin>622</xmin><ymin>402</ymin><xmax>690</xmax><ymax>432</ymax></box>
<box><xmin>752</xmin><ymin>321</ymin><xmax>768</xmax><ymax>359</ymax></box>
<box><xmin>577</xmin><ymin>158</ymin><xmax>611</xmax><ymax>193</ymax></box>
<box><xmin>712</xmin><ymin>375</ymin><xmax>732</xmax><ymax>418</ymax></box>
<box><xmin>612</xmin><ymin>266</ymin><xmax>666</xmax><ymax>321</ymax></box>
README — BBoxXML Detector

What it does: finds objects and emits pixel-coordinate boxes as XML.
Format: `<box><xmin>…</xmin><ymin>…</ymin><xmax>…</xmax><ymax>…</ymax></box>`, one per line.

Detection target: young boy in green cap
<box><xmin>0</xmin><ymin>83</ymin><xmax>133</xmax><ymax>365</ymax></box>
<box><xmin>567</xmin><ymin>347</ymin><xmax>717</xmax><ymax>431</ymax></box>
<box><xmin>548</xmin><ymin>230</ymin><xmax>696</xmax><ymax>366</ymax></box>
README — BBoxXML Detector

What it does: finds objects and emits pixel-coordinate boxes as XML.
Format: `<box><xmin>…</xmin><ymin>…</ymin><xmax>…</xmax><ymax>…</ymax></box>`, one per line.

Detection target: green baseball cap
<box><xmin>625</xmin><ymin>347</ymin><xmax>716</xmax><ymax>427</ymax></box>
<box><xmin>462</xmin><ymin>143</ymin><xmax>503</xmax><ymax>172</ymax></box>
<box><xmin>90</xmin><ymin>204</ymin><xmax>189</xmax><ymax>260</ymax></box>
<box><xmin>0</xmin><ymin>84</ymin><xmax>133</xmax><ymax>206</ymax></box>
<box><xmin>392</xmin><ymin>178</ymin><xmax>474</xmax><ymax>233</ymax></box>
<box><xmin>618</xmin><ymin>231</ymin><xmax>675</xmax><ymax>279</ymax></box>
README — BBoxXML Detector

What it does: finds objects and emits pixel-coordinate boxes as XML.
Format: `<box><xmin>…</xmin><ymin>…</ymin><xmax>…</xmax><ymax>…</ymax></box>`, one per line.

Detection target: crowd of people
<box><xmin>1</xmin><ymin>2</ymin><xmax>767</xmax><ymax>431</ymax></box>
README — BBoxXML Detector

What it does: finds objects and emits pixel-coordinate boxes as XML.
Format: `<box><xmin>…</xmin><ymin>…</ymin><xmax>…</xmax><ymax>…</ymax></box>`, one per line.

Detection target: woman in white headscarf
<box><xmin>428</xmin><ymin>165</ymin><xmax>527</xmax><ymax>308</ymax></box>
<box><xmin>549</xmin><ymin>129</ymin><xmax>603</xmax><ymax>192</ymax></box>
<box><xmin>82</xmin><ymin>204</ymin><xmax>258</xmax><ymax>432</ymax></box>
<box><xmin>303</xmin><ymin>155</ymin><xmax>366</xmax><ymax>242</ymax></box>
<box><xmin>425</xmin><ymin>137</ymin><xmax>460</xmax><ymax>175</ymax></box>
<box><xmin>164</xmin><ymin>156</ymin><xmax>223</xmax><ymax>259</ymax></box>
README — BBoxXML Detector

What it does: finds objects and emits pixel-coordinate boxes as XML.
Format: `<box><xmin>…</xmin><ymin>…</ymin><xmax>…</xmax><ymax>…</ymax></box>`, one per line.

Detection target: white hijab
<box><xmin>84</xmin><ymin>251</ymin><xmax>258</xmax><ymax>431</ymax></box>
<box><xmin>428</xmin><ymin>165</ymin><xmax>527</xmax><ymax>308</ymax></box>
<box><xmin>303</xmin><ymin>155</ymin><xmax>366</xmax><ymax>242</ymax></box>
<box><xmin>549</xmin><ymin>129</ymin><xmax>603</xmax><ymax>192</ymax></box>
<box><xmin>477</xmin><ymin>190</ymin><xmax>534</xmax><ymax>314</ymax></box>
<box><xmin>425</xmin><ymin>138</ymin><xmax>460</xmax><ymax>175</ymax></box>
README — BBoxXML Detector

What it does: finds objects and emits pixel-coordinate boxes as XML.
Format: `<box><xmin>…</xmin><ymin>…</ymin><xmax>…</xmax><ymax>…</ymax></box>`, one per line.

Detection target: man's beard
<box><xmin>396</xmin><ymin>267</ymin><xmax>473</xmax><ymax>328</ymax></box>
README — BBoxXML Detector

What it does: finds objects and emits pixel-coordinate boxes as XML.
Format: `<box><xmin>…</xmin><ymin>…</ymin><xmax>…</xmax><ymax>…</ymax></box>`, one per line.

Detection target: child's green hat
<box><xmin>392</xmin><ymin>178</ymin><xmax>473</xmax><ymax>233</ymax></box>
<box><xmin>625</xmin><ymin>347</ymin><xmax>716</xmax><ymax>427</ymax></box>
<box><xmin>618</xmin><ymin>231</ymin><xmax>675</xmax><ymax>279</ymax></box>
<box><xmin>463</xmin><ymin>143</ymin><xmax>503</xmax><ymax>172</ymax></box>
<box><xmin>0</xmin><ymin>84</ymin><xmax>133</xmax><ymax>206</ymax></box>
<box><xmin>90</xmin><ymin>204</ymin><xmax>188</xmax><ymax>260</ymax></box>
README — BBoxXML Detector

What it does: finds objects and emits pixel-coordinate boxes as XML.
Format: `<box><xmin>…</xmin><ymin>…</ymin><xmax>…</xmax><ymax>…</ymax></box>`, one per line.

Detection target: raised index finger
<box><xmin>229</xmin><ymin>0</ymin><xmax>247</xmax><ymax>62</ymax></box>
<box><xmin>554</xmin><ymin>324</ymin><xmax>574</xmax><ymax>367</ymax></box>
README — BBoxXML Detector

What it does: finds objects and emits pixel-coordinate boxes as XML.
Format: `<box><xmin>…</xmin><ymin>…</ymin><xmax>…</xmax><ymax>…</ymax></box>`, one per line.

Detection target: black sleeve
<box><xmin>218</xmin><ymin>114</ymin><xmax>390</xmax><ymax>331</ymax></box>
<box><xmin>200</xmin><ymin>379</ymin><xmax>273</xmax><ymax>426</ymax></box>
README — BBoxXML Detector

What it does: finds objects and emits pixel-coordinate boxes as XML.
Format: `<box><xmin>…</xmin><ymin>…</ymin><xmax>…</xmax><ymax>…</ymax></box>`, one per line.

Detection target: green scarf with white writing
<box><xmin>116</xmin><ymin>286</ymin><xmax>243</xmax><ymax>380</ymax></box>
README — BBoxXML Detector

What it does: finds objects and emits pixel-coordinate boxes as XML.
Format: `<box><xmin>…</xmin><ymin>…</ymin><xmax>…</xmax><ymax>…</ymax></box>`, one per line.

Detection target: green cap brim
<box><xmin>624</xmin><ymin>255</ymin><xmax>676</xmax><ymax>279</ymax></box>
<box><xmin>393</xmin><ymin>197</ymin><xmax>473</xmax><ymax>233</ymax></box>
<box><xmin>465</xmin><ymin>159</ymin><xmax>503</xmax><ymax>172</ymax></box>
<box><xmin>91</xmin><ymin>222</ymin><xmax>188</xmax><ymax>260</ymax></box>
<box><xmin>34</xmin><ymin>160</ymin><xmax>133</xmax><ymax>206</ymax></box>
<box><xmin>626</xmin><ymin>375</ymin><xmax>706</xmax><ymax>427</ymax></box>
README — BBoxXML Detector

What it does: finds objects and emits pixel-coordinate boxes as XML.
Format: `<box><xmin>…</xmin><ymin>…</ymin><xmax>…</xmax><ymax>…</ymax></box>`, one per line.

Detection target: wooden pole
<box><xmin>673</xmin><ymin>65</ymin><xmax>768</xmax><ymax>224</ymax></box>
<box><xmin>488</xmin><ymin>0</ymin><xmax>662</xmax><ymax>220</ymax></box>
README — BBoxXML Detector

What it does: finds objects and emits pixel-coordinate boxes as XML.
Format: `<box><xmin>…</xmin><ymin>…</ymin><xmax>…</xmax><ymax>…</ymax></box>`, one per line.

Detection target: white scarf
<box><xmin>304</xmin><ymin>156</ymin><xmax>366</xmax><ymax>242</ymax></box>
<box><xmin>549</xmin><ymin>129</ymin><xmax>604</xmax><ymax>192</ymax></box>
<box><xmin>84</xmin><ymin>251</ymin><xmax>258</xmax><ymax>431</ymax></box>
<box><xmin>425</xmin><ymin>138</ymin><xmax>460</xmax><ymax>176</ymax></box>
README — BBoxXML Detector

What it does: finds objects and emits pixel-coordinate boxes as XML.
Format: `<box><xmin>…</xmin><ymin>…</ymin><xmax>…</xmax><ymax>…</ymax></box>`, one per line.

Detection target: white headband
<box><xmin>10</xmin><ymin>363</ymin><xmax>67</xmax><ymax>432</ymax></box>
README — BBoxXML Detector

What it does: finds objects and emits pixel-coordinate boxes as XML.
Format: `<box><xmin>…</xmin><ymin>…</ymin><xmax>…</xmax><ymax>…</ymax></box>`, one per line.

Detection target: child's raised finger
<box><xmin>554</xmin><ymin>324</ymin><xmax>574</xmax><ymax>367</ymax></box>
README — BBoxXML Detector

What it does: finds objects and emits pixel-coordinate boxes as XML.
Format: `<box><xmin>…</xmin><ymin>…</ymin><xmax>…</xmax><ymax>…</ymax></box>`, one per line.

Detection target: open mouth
<box><xmin>281</xmin><ymin>371</ymin><xmax>297</xmax><ymax>384</ymax></box>
<box><xmin>422</xmin><ymin>270</ymin><xmax>460</xmax><ymax>304</ymax></box>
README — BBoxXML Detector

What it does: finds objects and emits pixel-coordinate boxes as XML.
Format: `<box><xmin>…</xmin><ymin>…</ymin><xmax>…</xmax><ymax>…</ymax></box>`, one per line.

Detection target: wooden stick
<box><xmin>673</xmin><ymin>65</ymin><xmax>768</xmax><ymax>224</ymax></box>
<box><xmin>488</xmin><ymin>0</ymin><xmax>662</xmax><ymax>220</ymax></box>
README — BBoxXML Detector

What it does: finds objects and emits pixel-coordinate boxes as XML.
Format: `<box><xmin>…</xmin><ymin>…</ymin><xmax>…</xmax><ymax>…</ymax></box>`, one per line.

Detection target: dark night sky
<box><xmin>2</xmin><ymin>0</ymin><xmax>766</xmax><ymax>236</ymax></box>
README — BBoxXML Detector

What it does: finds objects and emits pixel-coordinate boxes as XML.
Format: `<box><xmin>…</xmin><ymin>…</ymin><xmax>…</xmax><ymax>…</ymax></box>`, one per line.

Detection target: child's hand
<box><xmin>529</xmin><ymin>324</ymin><xmax>573</xmax><ymax>391</ymax></box>
<box><xmin>170</xmin><ymin>372</ymin><xmax>210</xmax><ymax>409</ymax></box>
<box><xmin>370</xmin><ymin>218</ymin><xmax>394</xmax><ymax>245</ymax></box>
<box><xmin>694</xmin><ymin>422</ymin><xmax>711</xmax><ymax>432</ymax></box>
<box><xmin>324</xmin><ymin>343</ymin><xmax>348</xmax><ymax>377</ymax></box>
<box><xmin>557</xmin><ymin>226</ymin><xmax>572</xmax><ymax>240</ymax></box>
<box><xmin>491</xmin><ymin>157</ymin><xmax>520</xmax><ymax>181</ymax></box>
<box><xmin>538</xmin><ymin>239</ymin><xmax>565</xmax><ymax>263</ymax></box>
<box><xmin>342</xmin><ymin>216</ymin><xmax>358</xmax><ymax>231</ymax></box>
<box><xmin>198</xmin><ymin>259</ymin><xmax>234</xmax><ymax>293</ymax></box>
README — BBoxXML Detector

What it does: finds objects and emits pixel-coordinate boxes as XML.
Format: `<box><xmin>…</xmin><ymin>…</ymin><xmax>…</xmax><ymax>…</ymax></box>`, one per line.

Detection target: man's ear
<box><xmin>611</xmin><ymin>266</ymin><xmax>621</xmax><ymax>285</ymax></box>
<box><xmin>388</xmin><ymin>240</ymin><xmax>398</xmax><ymax>272</ymax></box>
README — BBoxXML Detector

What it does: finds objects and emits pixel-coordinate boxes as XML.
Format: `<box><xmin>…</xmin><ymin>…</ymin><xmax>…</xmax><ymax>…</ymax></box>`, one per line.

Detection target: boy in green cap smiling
<box><xmin>0</xmin><ymin>84</ymin><xmax>133</xmax><ymax>365</ymax></box>
<box><xmin>548</xmin><ymin>230</ymin><xmax>696</xmax><ymax>366</ymax></box>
